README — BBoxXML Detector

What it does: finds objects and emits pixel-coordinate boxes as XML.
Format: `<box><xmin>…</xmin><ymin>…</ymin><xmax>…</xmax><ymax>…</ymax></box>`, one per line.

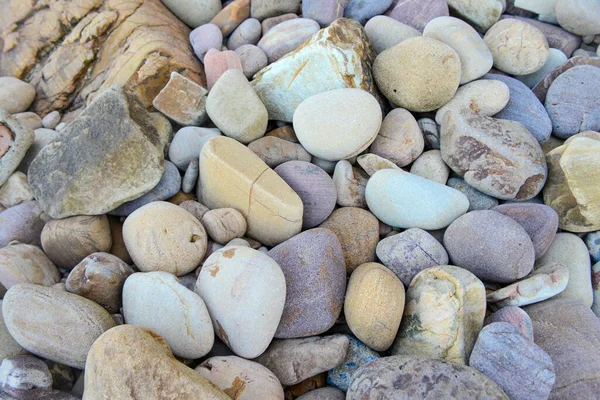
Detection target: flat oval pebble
<box><xmin>0</xmin><ymin>202</ymin><xmax>44</xmax><ymax>248</ymax></box>
<box><xmin>201</xmin><ymin>208</ymin><xmax>247</xmax><ymax>245</ymax></box>
<box><xmin>235</xmin><ymin>45</ymin><xmax>269</xmax><ymax>79</ymax></box>
<box><xmin>123</xmin><ymin>271</ymin><xmax>214</xmax><ymax>359</ymax></box>
<box><xmin>376</xmin><ymin>228</ymin><xmax>449</xmax><ymax>286</ymax></box>
<box><xmin>327</xmin><ymin>335</ymin><xmax>380</xmax><ymax>392</ymax></box>
<box><xmin>364</xmin><ymin>16</ymin><xmax>421</xmax><ymax>54</ymax></box>
<box><xmin>444</xmin><ymin>210</ymin><xmax>535</xmax><ymax>283</ymax></box>
<box><xmin>0</xmin><ymin>242</ymin><xmax>60</xmax><ymax>290</ymax></box>
<box><xmin>258</xmin><ymin>19</ymin><xmax>320</xmax><ymax>63</ymax></box>
<box><xmin>409</xmin><ymin>150</ymin><xmax>450</xmax><ymax>184</ymax></box>
<box><xmin>370</xmin><ymin>108</ymin><xmax>424</xmax><ymax>167</ymax></box>
<box><xmin>195</xmin><ymin>246</ymin><xmax>286</xmax><ymax>358</ymax></box>
<box><xmin>248</xmin><ymin>136</ymin><xmax>311</xmax><ymax>168</ymax></box>
<box><xmin>484</xmin><ymin>306</ymin><xmax>534</xmax><ymax>341</ymax></box>
<box><xmin>268</xmin><ymin>228</ymin><xmax>346</xmax><ymax>338</ymax></box>
<box><xmin>190</xmin><ymin>24</ymin><xmax>223</xmax><ymax>62</ymax></box>
<box><xmin>445</xmin><ymin>0</ymin><xmax>502</xmax><ymax>31</ymax></box>
<box><xmin>275</xmin><ymin>161</ymin><xmax>337</xmax><ymax>229</ymax></box>
<box><xmin>123</xmin><ymin>201</ymin><xmax>207</xmax><ymax>276</ymax></box>
<box><xmin>293</xmin><ymin>89</ymin><xmax>382</xmax><ymax>161</ymax></box>
<box><xmin>366</xmin><ymin>169</ymin><xmax>469</xmax><ymax>230</ymax></box>
<box><xmin>347</xmin><ymin>356</ymin><xmax>508</xmax><ymax>400</ymax></box>
<box><xmin>345</xmin><ymin>0</ymin><xmax>394</xmax><ymax>25</ymax></box>
<box><xmin>2</xmin><ymin>284</ymin><xmax>115</xmax><ymax>369</ymax></box>
<box><xmin>374</xmin><ymin>37</ymin><xmax>461</xmax><ymax>112</ymax></box>
<box><xmin>0</xmin><ymin>172</ymin><xmax>33</xmax><ymax>208</ymax></box>
<box><xmin>196</xmin><ymin>356</ymin><xmax>284</xmax><ymax>400</ymax></box>
<box><xmin>0</xmin><ymin>77</ymin><xmax>36</xmax><ymax>114</ymax></box>
<box><xmin>469</xmin><ymin>322</ymin><xmax>555</xmax><ymax>400</ymax></box>
<box><xmin>344</xmin><ymin>263</ymin><xmax>405</xmax><ymax>351</ymax></box>
<box><xmin>228</xmin><ymin>18</ymin><xmax>262</xmax><ymax>50</ymax></box>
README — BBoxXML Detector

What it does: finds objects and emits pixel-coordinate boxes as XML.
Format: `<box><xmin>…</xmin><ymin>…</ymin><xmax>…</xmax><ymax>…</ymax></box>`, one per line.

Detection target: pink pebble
<box><xmin>203</xmin><ymin>49</ymin><xmax>244</xmax><ymax>91</ymax></box>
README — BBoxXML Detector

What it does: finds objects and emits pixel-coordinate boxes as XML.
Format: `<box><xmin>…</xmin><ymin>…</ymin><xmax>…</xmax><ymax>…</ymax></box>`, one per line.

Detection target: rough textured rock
<box><xmin>2</xmin><ymin>284</ymin><xmax>115</xmax><ymax>369</ymax></box>
<box><xmin>0</xmin><ymin>0</ymin><xmax>205</xmax><ymax>116</ymax></box>
<box><xmin>347</xmin><ymin>356</ymin><xmax>508</xmax><ymax>399</ymax></box>
<box><xmin>251</xmin><ymin>18</ymin><xmax>382</xmax><ymax>122</ymax></box>
<box><xmin>469</xmin><ymin>323</ymin><xmax>555</xmax><ymax>400</ymax></box>
<box><xmin>440</xmin><ymin>110</ymin><xmax>547</xmax><ymax>201</ymax></box>
<box><xmin>0</xmin><ymin>242</ymin><xmax>60</xmax><ymax>290</ymax></box>
<box><xmin>28</xmin><ymin>86</ymin><xmax>167</xmax><ymax>219</ymax></box>
<box><xmin>524</xmin><ymin>299</ymin><xmax>600</xmax><ymax>400</ymax></box>
<box><xmin>327</xmin><ymin>335</ymin><xmax>380</xmax><ymax>392</ymax></box>
<box><xmin>84</xmin><ymin>325</ymin><xmax>229</xmax><ymax>400</ymax></box>
<box><xmin>391</xmin><ymin>266</ymin><xmax>486</xmax><ymax>364</ymax></box>
<box><xmin>152</xmin><ymin>72</ymin><xmax>208</xmax><ymax>127</ymax></box>
<box><xmin>0</xmin><ymin>354</ymin><xmax>53</xmax><ymax>396</ymax></box>
<box><xmin>0</xmin><ymin>111</ymin><xmax>34</xmax><ymax>188</ymax></box>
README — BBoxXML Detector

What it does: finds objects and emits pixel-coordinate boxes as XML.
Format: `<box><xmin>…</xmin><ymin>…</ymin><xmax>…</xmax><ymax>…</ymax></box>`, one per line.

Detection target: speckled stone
<box><xmin>332</xmin><ymin>160</ymin><xmax>368</xmax><ymax>208</ymax></box>
<box><xmin>347</xmin><ymin>356</ymin><xmax>508</xmax><ymax>399</ymax></box>
<box><xmin>319</xmin><ymin>208</ymin><xmax>379</xmax><ymax>273</ymax></box>
<box><xmin>545</xmin><ymin>65</ymin><xmax>600</xmax><ymax>138</ymax></box>
<box><xmin>327</xmin><ymin>335</ymin><xmax>380</xmax><ymax>392</ymax></box>
<box><xmin>409</xmin><ymin>150</ymin><xmax>449</xmax><ymax>184</ymax></box>
<box><xmin>376</xmin><ymin>228</ymin><xmax>449</xmax><ymax>286</ymax></box>
<box><xmin>484</xmin><ymin>306</ymin><xmax>534</xmax><ymax>341</ymax></box>
<box><xmin>268</xmin><ymin>228</ymin><xmax>346</xmax><ymax>338</ymax></box>
<box><xmin>469</xmin><ymin>323</ymin><xmax>555</xmax><ymax>400</ymax></box>
<box><xmin>274</xmin><ymin>161</ymin><xmax>336</xmax><ymax>229</ymax></box>
<box><xmin>586</xmin><ymin>231</ymin><xmax>600</xmax><ymax>263</ymax></box>
<box><xmin>386</xmin><ymin>0</ymin><xmax>449</xmax><ymax>31</ymax></box>
<box><xmin>485</xmin><ymin>73</ymin><xmax>552</xmax><ymax>143</ymax></box>
<box><xmin>446</xmin><ymin>178</ymin><xmax>499</xmax><ymax>212</ymax></box>
<box><xmin>345</xmin><ymin>0</ymin><xmax>394</xmax><ymax>25</ymax></box>
<box><xmin>110</xmin><ymin>161</ymin><xmax>181</xmax><ymax>216</ymax></box>
<box><xmin>370</xmin><ymin>108</ymin><xmax>424</xmax><ymax>167</ymax></box>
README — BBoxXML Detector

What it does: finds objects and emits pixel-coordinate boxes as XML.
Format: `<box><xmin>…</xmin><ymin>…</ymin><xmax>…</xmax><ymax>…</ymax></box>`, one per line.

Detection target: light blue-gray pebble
<box><xmin>447</xmin><ymin>178</ymin><xmax>498</xmax><ymax>212</ymax></box>
<box><xmin>344</xmin><ymin>0</ymin><xmax>394</xmax><ymax>25</ymax></box>
<box><xmin>182</xmin><ymin>158</ymin><xmax>199</xmax><ymax>194</ymax></box>
<box><xmin>586</xmin><ymin>231</ymin><xmax>600</xmax><ymax>263</ymax></box>
<box><xmin>327</xmin><ymin>335</ymin><xmax>380</xmax><ymax>392</ymax></box>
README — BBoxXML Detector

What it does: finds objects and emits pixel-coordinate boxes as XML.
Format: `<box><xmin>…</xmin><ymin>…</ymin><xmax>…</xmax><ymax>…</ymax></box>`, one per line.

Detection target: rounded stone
<box><xmin>357</xmin><ymin>154</ymin><xmax>401</xmax><ymax>176</ymax></box>
<box><xmin>0</xmin><ymin>242</ymin><xmax>60</xmax><ymax>290</ymax></box>
<box><xmin>293</xmin><ymin>89</ymin><xmax>382</xmax><ymax>162</ymax></box>
<box><xmin>41</xmin><ymin>111</ymin><xmax>61</xmax><ymax>130</ymax></box>
<box><xmin>469</xmin><ymin>322</ymin><xmax>555</xmax><ymax>400</ymax></box>
<box><xmin>366</xmin><ymin>169</ymin><xmax>469</xmax><ymax>230</ymax></box>
<box><xmin>195</xmin><ymin>246</ymin><xmax>286</xmax><ymax>359</ymax></box>
<box><xmin>376</xmin><ymin>228</ymin><xmax>449</xmax><ymax>286</ymax></box>
<box><xmin>484</xmin><ymin>19</ymin><xmax>549</xmax><ymax>75</ymax></box>
<box><xmin>345</xmin><ymin>0</ymin><xmax>395</xmax><ymax>25</ymax></box>
<box><xmin>248</xmin><ymin>136</ymin><xmax>311</xmax><ymax>168</ymax></box>
<box><xmin>364</xmin><ymin>16</ymin><xmax>421</xmax><ymax>54</ymax></box>
<box><xmin>257</xmin><ymin>18</ymin><xmax>320</xmax><ymax>63</ymax></box>
<box><xmin>2</xmin><ymin>284</ymin><xmax>115</xmax><ymax>369</ymax></box>
<box><xmin>274</xmin><ymin>161</ymin><xmax>337</xmax><ymax>229</ymax></box>
<box><xmin>41</xmin><ymin>215</ymin><xmax>112</xmax><ymax>270</ymax></box>
<box><xmin>169</xmin><ymin>127</ymin><xmax>221</xmax><ymax>171</ymax></box>
<box><xmin>179</xmin><ymin>200</ymin><xmax>210</xmax><ymax>222</ymax></box>
<box><xmin>0</xmin><ymin>201</ymin><xmax>45</xmax><ymax>248</ymax></box>
<box><xmin>0</xmin><ymin>300</ymin><xmax>26</xmax><ymax>361</ymax></box>
<box><xmin>345</xmin><ymin>263</ymin><xmax>405</xmax><ymax>351</ymax></box>
<box><xmin>555</xmin><ymin>0</ymin><xmax>600</xmax><ymax>36</ymax></box>
<box><xmin>297</xmin><ymin>387</ymin><xmax>345</xmax><ymax>400</ymax></box>
<box><xmin>373</xmin><ymin>37</ymin><xmax>461</xmax><ymax>112</ymax></box>
<box><xmin>423</xmin><ymin>16</ymin><xmax>493</xmax><ymax>84</ymax></box>
<box><xmin>516</xmin><ymin>48</ymin><xmax>569</xmax><ymax>89</ymax></box>
<box><xmin>0</xmin><ymin>77</ymin><xmax>36</xmax><ymax>115</ymax></box>
<box><xmin>0</xmin><ymin>172</ymin><xmax>33</xmax><ymax>208</ymax></box>
<box><xmin>268</xmin><ymin>228</ymin><xmax>346</xmax><ymax>338</ymax></box>
<box><xmin>196</xmin><ymin>356</ymin><xmax>284</xmax><ymax>400</ymax></box>
<box><xmin>332</xmin><ymin>160</ymin><xmax>368</xmax><ymax>208</ymax></box>
<box><xmin>545</xmin><ymin>65</ymin><xmax>600</xmax><ymax>138</ymax></box>
<box><xmin>162</xmin><ymin>0</ymin><xmax>222</xmax><ymax>28</ymax></box>
<box><xmin>443</xmin><ymin>210</ymin><xmax>535</xmax><ymax>283</ymax></box>
<box><xmin>235</xmin><ymin>44</ymin><xmax>268</xmax><ymax>79</ymax></box>
<box><xmin>386</xmin><ymin>0</ymin><xmax>450</xmax><ymax>31</ymax></box>
<box><xmin>409</xmin><ymin>150</ymin><xmax>449</xmax><ymax>184</ymax></box>
<box><xmin>190</xmin><ymin>23</ymin><xmax>223</xmax><ymax>62</ymax></box>
<box><xmin>347</xmin><ymin>356</ymin><xmax>508</xmax><ymax>400</ymax></box>
<box><xmin>319</xmin><ymin>207</ymin><xmax>379</xmax><ymax>273</ymax></box>
<box><xmin>65</xmin><ymin>252</ymin><xmax>134</xmax><ymax>313</ymax></box>
<box><xmin>227</xmin><ymin>18</ymin><xmax>262</xmax><ymax>50</ymax></box>
<box><xmin>123</xmin><ymin>201</ymin><xmax>207</xmax><ymax>276</ymax></box>
<box><xmin>201</xmin><ymin>208</ymin><xmax>247</xmax><ymax>245</ymax></box>
<box><xmin>0</xmin><ymin>354</ymin><xmax>53</xmax><ymax>393</ymax></box>
<box><xmin>123</xmin><ymin>271</ymin><xmax>214</xmax><ymax>359</ymax></box>
<box><xmin>370</xmin><ymin>108</ymin><xmax>424</xmax><ymax>167</ymax></box>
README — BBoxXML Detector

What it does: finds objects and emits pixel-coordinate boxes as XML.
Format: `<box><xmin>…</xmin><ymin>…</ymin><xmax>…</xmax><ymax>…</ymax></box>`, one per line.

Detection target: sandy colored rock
<box><xmin>0</xmin><ymin>172</ymin><xmax>33</xmax><ymax>208</ymax></box>
<box><xmin>332</xmin><ymin>160</ymin><xmax>368</xmax><ymax>208</ymax></box>
<box><xmin>84</xmin><ymin>325</ymin><xmax>229</xmax><ymax>400</ymax></box>
<box><xmin>409</xmin><ymin>150</ymin><xmax>450</xmax><ymax>184</ymax></box>
<box><xmin>370</xmin><ymin>108</ymin><xmax>424</xmax><ymax>167</ymax></box>
<box><xmin>0</xmin><ymin>77</ymin><xmax>36</xmax><ymax>115</ymax></box>
<box><xmin>0</xmin><ymin>300</ymin><xmax>26</xmax><ymax>361</ymax></box>
<box><xmin>248</xmin><ymin>137</ymin><xmax>311</xmax><ymax>168</ymax></box>
<box><xmin>555</xmin><ymin>0</ymin><xmax>600</xmax><ymax>36</ymax></box>
<box><xmin>153</xmin><ymin>72</ymin><xmax>208</xmax><ymax>126</ymax></box>
<box><xmin>0</xmin><ymin>242</ymin><xmax>60</xmax><ymax>290</ymax></box>
<box><xmin>446</xmin><ymin>0</ymin><xmax>502</xmax><ymax>31</ymax></box>
<box><xmin>198</xmin><ymin>136</ymin><xmax>302</xmax><ymax>246</ymax></box>
<box><xmin>374</xmin><ymin>37</ymin><xmax>461</xmax><ymax>112</ymax></box>
<box><xmin>364</xmin><ymin>16</ymin><xmax>421</xmax><ymax>54</ymax></box>
<box><xmin>344</xmin><ymin>263</ymin><xmax>405</xmax><ymax>351</ymax></box>
<box><xmin>2</xmin><ymin>284</ymin><xmax>115</xmax><ymax>369</ymax></box>
<box><xmin>123</xmin><ymin>202</ymin><xmax>207</xmax><ymax>276</ymax></box>
<box><xmin>201</xmin><ymin>208</ymin><xmax>247</xmax><ymax>245</ymax></box>
<box><xmin>392</xmin><ymin>265</ymin><xmax>486</xmax><ymax>364</ymax></box>
<box><xmin>12</xmin><ymin>113</ymin><xmax>42</xmax><ymax>132</ymax></box>
<box><xmin>209</xmin><ymin>0</ymin><xmax>250</xmax><ymax>36</ymax></box>
<box><xmin>356</xmin><ymin>154</ymin><xmax>400</xmax><ymax>176</ymax></box>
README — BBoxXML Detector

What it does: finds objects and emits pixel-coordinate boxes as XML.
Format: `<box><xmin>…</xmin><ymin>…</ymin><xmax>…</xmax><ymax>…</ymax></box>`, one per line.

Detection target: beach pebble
<box><xmin>255</xmin><ymin>335</ymin><xmax>349</xmax><ymax>386</ymax></box>
<box><xmin>444</xmin><ymin>210</ymin><xmax>535</xmax><ymax>283</ymax></box>
<box><xmin>179</xmin><ymin>200</ymin><xmax>210</xmax><ymax>222</ymax></box>
<box><xmin>258</xmin><ymin>19</ymin><xmax>320</xmax><ymax>63</ymax></box>
<box><xmin>0</xmin><ymin>354</ymin><xmax>53</xmax><ymax>394</ymax></box>
<box><xmin>274</xmin><ymin>161</ymin><xmax>336</xmax><ymax>229</ymax></box>
<box><xmin>196</xmin><ymin>246</ymin><xmax>286</xmax><ymax>358</ymax></box>
<box><xmin>392</xmin><ymin>266</ymin><xmax>486</xmax><ymax>364</ymax></box>
<box><xmin>201</xmin><ymin>208</ymin><xmax>247</xmax><ymax>244</ymax></box>
<box><xmin>516</xmin><ymin>48</ymin><xmax>568</xmax><ymax>89</ymax></box>
<box><xmin>484</xmin><ymin>19</ymin><xmax>549</xmax><ymax>75</ymax></box>
<box><xmin>169</xmin><ymin>127</ymin><xmax>220</xmax><ymax>171</ymax></box>
<box><xmin>190</xmin><ymin>24</ymin><xmax>223</xmax><ymax>62</ymax></box>
<box><xmin>12</xmin><ymin>113</ymin><xmax>42</xmax><ymax>132</ymax></box>
<box><xmin>423</xmin><ymin>16</ymin><xmax>493</xmax><ymax>84</ymax></box>
<box><xmin>261</xmin><ymin>13</ymin><xmax>298</xmax><ymax>34</ymax></box>
<box><xmin>366</xmin><ymin>169</ymin><xmax>469</xmax><ymax>230</ymax></box>
<box><xmin>123</xmin><ymin>202</ymin><xmax>207</xmax><ymax>276</ymax></box>
<box><xmin>0</xmin><ymin>201</ymin><xmax>45</xmax><ymax>248</ymax></box>
<box><xmin>447</xmin><ymin>179</ymin><xmax>499</xmax><ymax>211</ymax></box>
<box><xmin>586</xmin><ymin>231</ymin><xmax>600</xmax><ymax>263</ymax></box>
<box><xmin>327</xmin><ymin>335</ymin><xmax>380</xmax><ymax>392</ymax></box>
<box><xmin>268</xmin><ymin>228</ymin><xmax>346</xmax><ymax>338</ymax></box>
<box><xmin>555</xmin><ymin>0</ymin><xmax>600</xmax><ymax>36</ymax></box>
<box><xmin>153</xmin><ymin>72</ymin><xmax>208</xmax><ymax>126</ymax></box>
<box><xmin>162</xmin><ymin>0</ymin><xmax>221</xmax><ymax>27</ymax></box>
<box><xmin>182</xmin><ymin>159</ymin><xmax>199</xmax><ymax>194</ymax></box>
<box><xmin>446</xmin><ymin>0</ymin><xmax>502</xmax><ymax>31</ymax></box>
<box><xmin>199</xmin><ymin>136</ymin><xmax>302</xmax><ymax>246</ymax></box>
<box><xmin>0</xmin><ymin>242</ymin><xmax>60</xmax><ymax>290</ymax></box>
<box><xmin>235</xmin><ymin>45</ymin><xmax>268</xmax><ymax>78</ymax></box>
<box><xmin>248</xmin><ymin>136</ymin><xmax>311</xmax><ymax>168</ymax></box>
<box><xmin>41</xmin><ymin>111</ymin><xmax>61</xmax><ymax>130</ymax></box>
<box><xmin>0</xmin><ymin>77</ymin><xmax>36</xmax><ymax>115</ymax></box>
<box><xmin>297</xmin><ymin>387</ymin><xmax>345</xmax><ymax>400</ymax></box>
<box><xmin>469</xmin><ymin>322</ymin><xmax>555</xmax><ymax>400</ymax></box>
<box><xmin>2</xmin><ymin>284</ymin><xmax>115</xmax><ymax>369</ymax></box>
<box><xmin>374</xmin><ymin>37</ymin><xmax>461</xmax><ymax>112</ymax></box>
<box><xmin>345</xmin><ymin>0</ymin><xmax>394</xmax><ymax>25</ymax></box>
<box><xmin>228</xmin><ymin>18</ymin><xmax>262</xmax><ymax>50</ymax></box>
<box><xmin>210</xmin><ymin>0</ymin><xmax>250</xmax><ymax>36</ymax></box>
<box><xmin>319</xmin><ymin>207</ymin><xmax>379</xmax><ymax>273</ymax></box>
<box><xmin>332</xmin><ymin>160</ymin><xmax>368</xmax><ymax>208</ymax></box>
<box><xmin>376</xmin><ymin>228</ymin><xmax>449</xmax><ymax>286</ymax></box>
<box><xmin>0</xmin><ymin>171</ymin><xmax>33</xmax><ymax>208</ymax></box>
<box><xmin>302</xmin><ymin>0</ymin><xmax>348</xmax><ymax>27</ymax></box>
<box><xmin>41</xmin><ymin>215</ymin><xmax>112</xmax><ymax>270</ymax></box>
<box><xmin>196</xmin><ymin>356</ymin><xmax>284</xmax><ymax>400</ymax></box>
<box><xmin>16</xmin><ymin>128</ymin><xmax>58</xmax><ymax>174</ymax></box>
<box><xmin>409</xmin><ymin>150</ymin><xmax>449</xmax><ymax>184</ymax></box>
<box><xmin>484</xmin><ymin>306</ymin><xmax>534</xmax><ymax>341</ymax></box>
<box><xmin>123</xmin><ymin>271</ymin><xmax>214</xmax><ymax>359</ymax></box>
<box><xmin>386</xmin><ymin>0</ymin><xmax>450</xmax><ymax>31</ymax></box>
<box><xmin>293</xmin><ymin>89</ymin><xmax>381</xmax><ymax>161</ymax></box>
<box><xmin>344</xmin><ymin>263</ymin><xmax>405</xmax><ymax>351</ymax></box>
<box><xmin>364</xmin><ymin>16</ymin><xmax>421</xmax><ymax>54</ymax></box>
<box><xmin>356</xmin><ymin>154</ymin><xmax>400</xmax><ymax>176</ymax></box>
<box><xmin>251</xmin><ymin>0</ymin><xmax>301</xmax><ymax>20</ymax></box>
<box><xmin>0</xmin><ymin>300</ymin><xmax>26</xmax><ymax>361</ymax></box>
<box><xmin>418</xmin><ymin>118</ymin><xmax>440</xmax><ymax>150</ymax></box>
<box><xmin>370</xmin><ymin>108</ymin><xmax>424</xmax><ymax>167</ymax></box>
<box><xmin>204</xmin><ymin>49</ymin><xmax>244</xmax><ymax>91</ymax></box>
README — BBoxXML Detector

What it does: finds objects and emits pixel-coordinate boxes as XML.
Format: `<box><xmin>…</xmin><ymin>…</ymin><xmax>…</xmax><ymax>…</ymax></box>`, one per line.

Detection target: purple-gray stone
<box><xmin>385</xmin><ymin>0</ymin><xmax>449</xmax><ymax>31</ymax></box>
<box><xmin>302</xmin><ymin>0</ymin><xmax>348</xmax><ymax>27</ymax></box>
<box><xmin>469</xmin><ymin>322</ymin><xmax>555</xmax><ymax>400</ymax></box>
<box><xmin>0</xmin><ymin>201</ymin><xmax>45</xmax><ymax>248</ymax></box>
<box><xmin>533</xmin><ymin>56</ymin><xmax>600</xmax><ymax>103</ymax></box>
<box><xmin>484</xmin><ymin>306</ymin><xmax>534</xmax><ymax>341</ymax></box>
<box><xmin>268</xmin><ymin>228</ymin><xmax>346</xmax><ymax>338</ymax></box>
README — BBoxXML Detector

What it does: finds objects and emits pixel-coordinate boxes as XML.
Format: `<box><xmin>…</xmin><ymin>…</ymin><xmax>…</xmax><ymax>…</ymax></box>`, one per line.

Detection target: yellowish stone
<box><xmin>198</xmin><ymin>136</ymin><xmax>303</xmax><ymax>246</ymax></box>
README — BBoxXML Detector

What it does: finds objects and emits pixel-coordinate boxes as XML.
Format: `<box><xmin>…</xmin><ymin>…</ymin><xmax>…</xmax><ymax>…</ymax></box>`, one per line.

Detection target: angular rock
<box><xmin>0</xmin><ymin>242</ymin><xmax>60</xmax><ymax>290</ymax></box>
<box><xmin>0</xmin><ymin>110</ymin><xmax>34</xmax><ymax>187</ymax></box>
<box><xmin>152</xmin><ymin>72</ymin><xmax>208</xmax><ymax>126</ymax></box>
<box><xmin>327</xmin><ymin>335</ymin><xmax>380</xmax><ymax>392</ymax></box>
<box><xmin>252</xmin><ymin>18</ymin><xmax>381</xmax><ymax>122</ymax></box>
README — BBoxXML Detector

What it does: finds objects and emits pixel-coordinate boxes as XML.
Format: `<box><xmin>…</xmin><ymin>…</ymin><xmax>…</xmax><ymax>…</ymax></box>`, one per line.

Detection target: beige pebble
<box><xmin>201</xmin><ymin>208</ymin><xmax>248</xmax><ymax>244</ymax></box>
<box><xmin>248</xmin><ymin>136</ymin><xmax>311</xmax><ymax>168</ymax></box>
<box><xmin>0</xmin><ymin>172</ymin><xmax>33</xmax><ymax>208</ymax></box>
<box><xmin>332</xmin><ymin>160</ymin><xmax>368</xmax><ymax>208</ymax></box>
<box><xmin>0</xmin><ymin>241</ymin><xmax>60</xmax><ymax>290</ymax></box>
<box><xmin>409</xmin><ymin>150</ymin><xmax>450</xmax><ymax>184</ymax></box>
<box><xmin>370</xmin><ymin>108</ymin><xmax>424</xmax><ymax>167</ymax></box>
<box><xmin>364</xmin><ymin>16</ymin><xmax>421</xmax><ymax>54</ymax></box>
<box><xmin>356</xmin><ymin>154</ymin><xmax>401</xmax><ymax>176</ymax></box>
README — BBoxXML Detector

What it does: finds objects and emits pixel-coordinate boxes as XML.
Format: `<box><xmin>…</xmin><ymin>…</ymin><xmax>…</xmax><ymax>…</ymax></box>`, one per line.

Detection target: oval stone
<box><xmin>444</xmin><ymin>210</ymin><xmax>535</xmax><ymax>283</ymax></box>
<box><xmin>293</xmin><ymin>89</ymin><xmax>382</xmax><ymax>162</ymax></box>
<box><xmin>386</xmin><ymin>0</ymin><xmax>450</xmax><ymax>31</ymax></box>
<box><xmin>257</xmin><ymin>18</ymin><xmax>320</xmax><ymax>63</ymax></box>
<box><xmin>364</xmin><ymin>16</ymin><xmax>421</xmax><ymax>54</ymax></box>
<box><xmin>2</xmin><ymin>284</ymin><xmax>115</xmax><ymax>369</ymax></box>
<box><xmin>248</xmin><ymin>137</ymin><xmax>311</xmax><ymax>169</ymax></box>
<box><xmin>195</xmin><ymin>246</ymin><xmax>286</xmax><ymax>358</ymax></box>
<box><xmin>228</xmin><ymin>18</ymin><xmax>262</xmax><ymax>50</ymax></box>
<box><xmin>0</xmin><ymin>242</ymin><xmax>60</xmax><ymax>290</ymax></box>
<box><xmin>370</xmin><ymin>108</ymin><xmax>424</xmax><ymax>167</ymax></box>
<box><xmin>365</xmin><ymin>169</ymin><xmax>469</xmax><ymax>230</ymax></box>
<box><xmin>168</xmin><ymin>127</ymin><xmax>221</xmax><ymax>171</ymax></box>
